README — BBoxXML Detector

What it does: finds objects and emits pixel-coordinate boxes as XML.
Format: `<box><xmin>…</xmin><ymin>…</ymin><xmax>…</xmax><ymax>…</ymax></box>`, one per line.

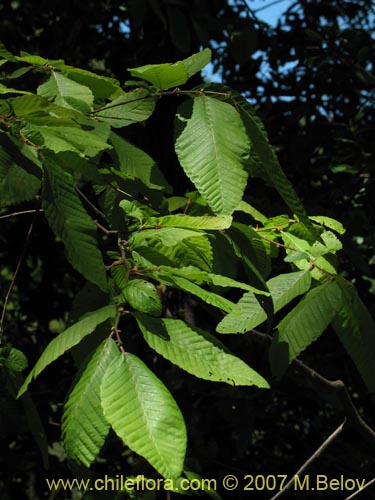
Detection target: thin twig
<box><xmin>270</xmin><ymin>420</ymin><xmax>346</xmax><ymax>499</ymax></box>
<box><xmin>345</xmin><ymin>477</ymin><xmax>375</xmax><ymax>499</ymax></box>
<box><xmin>0</xmin><ymin>217</ymin><xmax>36</xmax><ymax>344</ymax></box>
<box><xmin>75</xmin><ymin>187</ymin><xmax>107</xmax><ymax>220</ymax></box>
<box><xmin>0</xmin><ymin>209</ymin><xmax>44</xmax><ymax>221</ymax></box>
<box><xmin>93</xmin><ymin>220</ymin><xmax>118</xmax><ymax>235</ymax></box>
<box><xmin>249</xmin><ymin>329</ymin><xmax>375</xmax><ymax>448</ymax></box>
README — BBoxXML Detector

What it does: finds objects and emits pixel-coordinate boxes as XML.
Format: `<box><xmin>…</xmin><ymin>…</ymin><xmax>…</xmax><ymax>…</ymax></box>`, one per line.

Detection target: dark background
<box><xmin>0</xmin><ymin>1</ymin><xmax>374</xmax><ymax>498</ymax></box>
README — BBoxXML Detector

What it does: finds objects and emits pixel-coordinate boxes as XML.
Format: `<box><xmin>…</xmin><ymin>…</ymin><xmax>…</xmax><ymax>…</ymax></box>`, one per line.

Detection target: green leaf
<box><xmin>136</xmin><ymin>315</ymin><xmax>269</xmax><ymax>388</ymax></box>
<box><xmin>123</xmin><ymin>279</ymin><xmax>162</xmax><ymax>317</ymax></box>
<box><xmin>110</xmin><ymin>132</ymin><xmax>168</xmax><ymax>190</ymax></box>
<box><xmin>0</xmin><ymin>138</ymin><xmax>41</xmax><ymax>207</ymax></box>
<box><xmin>128</xmin><ymin>49</ymin><xmax>211</xmax><ymax>90</ymax></box>
<box><xmin>14</xmin><ymin>51</ymin><xmax>64</xmax><ymax>67</ymax></box>
<box><xmin>130</xmin><ymin>227</ymin><xmax>202</xmax><ymax>248</ymax></box>
<box><xmin>42</xmin><ymin>157</ymin><xmax>108</xmax><ymax>290</ymax></box>
<box><xmin>332</xmin><ymin>279</ymin><xmax>375</xmax><ymax>392</ymax></box>
<box><xmin>235</xmin><ymin>200</ymin><xmax>267</xmax><ymax>224</ymax></box>
<box><xmin>18</xmin><ymin>305</ymin><xmax>115</xmax><ymax>397</ymax></box>
<box><xmin>62</xmin><ymin>340</ymin><xmax>118</xmax><ymax>467</ymax></box>
<box><xmin>38</xmin><ymin>71</ymin><xmax>94</xmax><ymax>113</ymax></box>
<box><xmin>182</xmin><ymin>48</ymin><xmax>212</xmax><ymax>78</ymax></box>
<box><xmin>128</xmin><ymin>61</ymin><xmax>188</xmax><ymax>90</ymax></box>
<box><xmin>95</xmin><ymin>88</ymin><xmax>155</xmax><ymax>128</ymax></box>
<box><xmin>155</xmin><ymin>273</ymin><xmax>236</xmax><ymax>313</ymax></box>
<box><xmin>3</xmin><ymin>348</ymin><xmax>28</xmax><ymax>372</ymax></box>
<box><xmin>101</xmin><ymin>350</ymin><xmax>187</xmax><ymax>478</ymax></box>
<box><xmin>231</xmin><ymin>223</ymin><xmax>271</xmax><ymax>279</ymax></box>
<box><xmin>144</xmin><ymin>214</ymin><xmax>232</xmax><ymax>230</ymax></box>
<box><xmin>147</xmin><ymin>265</ymin><xmax>268</xmax><ymax>296</ymax></box>
<box><xmin>175</xmin><ymin>96</ymin><xmax>249</xmax><ymax>215</ymax></box>
<box><xmin>270</xmin><ymin>281</ymin><xmax>342</xmax><ymax>378</ymax></box>
<box><xmin>58</xmin><ymin>65</ymin><xmax>122</xmax><ymax>99</ymax></box>
<box><xmin>0</xmin><ymin>83</ymin><xmax>31</xmax><ymax>95</ymax></box>
<box><xmin>310</xmin><ymin>215</ymin><xmax>345</xmax><ymax>235</ymax></box>
<box><xmin>269</xmin><ymin>270</ymin><xmax>312</xmax><ymax>312</ymax></box>
<box><xmin>31</xmin><ymin>125</ymin><xmax>110</xmax><ymax>157</ymax></box>
<box><xmin>216</xmin><ymin>270</ymin><xmax>311</xmax><ymax>334</ymax></box>
<box><xmin>216</xmin><ymin>292</ymin><xmax>267</xmax><ymax>334</ymax></box>
<box><xmin>228</xmin><ymin>89</ymin><xmax>313</xmax><ymax>231</ymax></box>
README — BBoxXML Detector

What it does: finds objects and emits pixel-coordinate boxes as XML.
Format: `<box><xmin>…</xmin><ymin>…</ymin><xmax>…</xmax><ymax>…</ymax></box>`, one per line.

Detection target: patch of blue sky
<box><xmin>202</xmin><ymin>0</ymin><xmax>297</xmax><ymax>103</ymax></box>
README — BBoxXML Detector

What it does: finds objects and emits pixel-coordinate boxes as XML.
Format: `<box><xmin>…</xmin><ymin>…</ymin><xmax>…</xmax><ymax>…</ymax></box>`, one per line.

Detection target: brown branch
<box><xmin>74</xmin><ymin>187</ymin><xmax>107</xmax><ymax>220</ymax></box>
<box><xmin>0</xmin><ymin>209</ymin><xmax>44</xmax><ymax>221</ymax></box>
<box><xmin>93</xmin><ymin>220</ymin><xmax>118</xmax><ymax>236</ymax></box>
<box><xmin>250</xmin><ymin>329</ymin><xmax>375</xmax><ymax>448</ymax></box>
<box><xmin>270</xmin><ymin>419</ymin><xmax>346</xmax><ymax>500</ymax></box>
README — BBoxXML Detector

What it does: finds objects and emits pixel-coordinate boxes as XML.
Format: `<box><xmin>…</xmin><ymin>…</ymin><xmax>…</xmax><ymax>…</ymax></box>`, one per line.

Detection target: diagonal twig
<box><xmin>270</xmin><ymin>419</ymin><xmax>346</xmax><ymax>499</ymax></box>
<box><xmin>0</xmin><ymin>216</ymin><xmax>37</xmax><ymax>344</ymax></box>
<box><xmin>345</xmin><ymin>477</ymin><xmax>375</xmax><ymax>499</ymax></box>
<box><xmin>0</xmin><ymin>209</ymin><xmax>44</xmax><ymax>221</ymax></box>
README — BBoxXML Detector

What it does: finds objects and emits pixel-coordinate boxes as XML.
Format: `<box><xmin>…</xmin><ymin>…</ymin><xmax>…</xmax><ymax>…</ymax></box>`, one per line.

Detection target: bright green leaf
<box><xmin>38</xmin><ymin>72</ymin><xmax>94</xmax><ymax>113</ymax></box>
<box><xmin>136</xmin><ymin>315</ymin><xmax>269</xmax><ymax>388</ymax></box>
<box><xmin>101</xmin><ymin>350</ymin><xmax>187</xmax><ymax>478</ymax></box>
<box><xmin>18</xmin><ymin>305</ymin><xmax>115</xmax><ymax>397</ymax></box>
<box><xmin>62</xmin><ymin>340</ymin><xmax>118</xmax><ymax>467</ymax></box>
<box><xmin>270</xmin><ymin>281</ymin><xmax>342</xmax><ymax>378</ymax></box>
<box><xmin>144</xmin><ymin>214</ymin><xmax>232</xmax><ymax>230</ymax></box>
<box><xmin>217</xmin><ymin>270</ymin><xmax>312</xmax><ymax>334</ymax></box>
<box><xmin>95</xmin><ymin>88</ymin><xmax>155</xmax><ymax>128</ymax></box>
<box><xmin>128</xmin><ymin>61</ymin><xmax>188</xmax><ymax>90</ymax></box>
<box><xmin>175</xmin><ymin>96</ymin><xmax>249</xmax><ymax>215</ymax></box>
<box><xmin>123</xmin><ymin>279</ymin><xmax>162</xmax><ymax>317</ymax></box>
<box><xmin>31</xmin><ymin>125</ymin><xmax>110</xmax><ymax>156</ymax></box>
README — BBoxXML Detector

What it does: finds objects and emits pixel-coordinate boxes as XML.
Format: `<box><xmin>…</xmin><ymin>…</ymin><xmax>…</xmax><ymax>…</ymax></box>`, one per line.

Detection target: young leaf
<box><xmin>217</xmin><ymin>270</ymin><xmax>312</xmax><ymax>334</ymax></box>
<box><xmin>128</xmin><ymin>61</ymin><xmax>188</xmax><ymax>90</ymax></box>
<box><xmin>130</xmin><ymin>227</ymin><xmax>202</xmax><ymax>248</ymax></box>
<box><xmin>95</xmin><ymin>88</ymin><xmax>155</xmax><ymax>128</ymax></box>
<box><xmin>127</xmin><ymin>49</ymin><xmax>211</xmax><ymax>89</ymax></box>
<box><xmin>62</xmin><ymin>339</ymin><xmax>119</xmax><ymax>467</ymax></box>
<box><xmin>182</xmin><ymin>48</ymin><xmax>212</xmax><ymax>78</ymax></box>
<box><xmin>270</xmin><ymin>281</ymin><xmax>342</xmax><ymax>378</ymax></box>
<box><xmin>101</xmin><ymin>350</ymin><xmax>187</xmax><ymax>478</ymax></box>
<box><xmin>216</xmin><ymin>291</ymin><xmax>267</xmax><ymax>334</ymax></box>
<box><xmin>144</xmin><ymin>214</ymin><xmax>232</xmax><ymax>230</ymax></box>
<box><xmin>123</xmin><ymin>279</ymin><xmax>162</xmax><ymax>317</ymax></box>
<box><xmin>269</xmin><ymin>270</ymin><xmax>312</xmax><ymax>312</ymax></box>
<box><xmin>18</xmin><ymin>305</ymin><xmax>115</xmax><ymax>397</ymax></box>
<box><xmin>38</xmin><ymin>72</ymin><xmax>94</xmax><ymax>113</ymax></box>
<box><xmin>42</xmin><ymin>157</ymin><xmax>108</xmax><ymax>290</ymax></box>
<box><xmin>310</xmin><ymin>215</ymin><xmax>345</xmax><ymax>235</ymax></box>
<box><xmin>332</xmin><ymin>279</ymin><xmax>375</xmax><ymax>392</ymax></box>
<box><xmin>175</xmin><ymin>96</ymin><xmax>249</xmax><ymax>216</ymax></box>
<box><xmin>136</xmin><ymin>315</ymin><xmax>269</xmax><ymax>388</ymax></box>
<box><xmin>2</xmin><ymin>348</ymin><xmax>28</xmax><ymax>372</ymax></box>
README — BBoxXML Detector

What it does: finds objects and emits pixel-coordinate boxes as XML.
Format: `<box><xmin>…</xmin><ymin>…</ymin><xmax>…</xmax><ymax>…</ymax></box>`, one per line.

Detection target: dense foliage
<box><xmin>1</xmin><ymin>1</ymin><xmax>375</xmax><ymax>499</ymax></box>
